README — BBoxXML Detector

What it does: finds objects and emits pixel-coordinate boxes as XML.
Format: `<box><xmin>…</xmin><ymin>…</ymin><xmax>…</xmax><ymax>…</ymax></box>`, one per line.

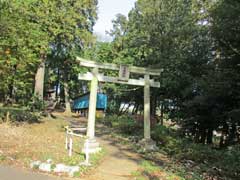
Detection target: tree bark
<box><xmin>63</xmin><ymin>74</ymin><xmax>71</xmax><ymax>115</ymax></box>
<box><xmin>160</xmin><ymin>102</ymin><xmax>164</xmax><ymax>125</ymax></box>
<box><xmin>206</xmin><ymin>128</ymin><xmax>213</xmax><ymax>144</ymax></box>
<box><xmin>55</xmin><ymin>68</ymin><xmax>60</xmax><ymax>100</ymax></box>
<box><xmin>34</xmin><ymin>58</ymin><xmax>45</xmax><ymax>100</ymax></box>
<box><xmin>228</xmin><ymin>123</ymin><xmax>236</xmax><ymax>145</ymax></box>
<box><xmin>150</xmin><ymin>95</ymin><xmax>157</xmax><ymax>116</ymax></box>
<box><xmin>123</xmin><ymin>103</ymin><xmax>131</xmax><ymax>114</ymax></box>
<box><xmin>220</xmin><ymin>123</ymin><xmax>228</xmax><ymax>148</ymax></box>
<box><xmin>135</xmin><ymin>104</ymin><xmax>139</xmax><ymax>114</ymax></box>
<box><xmin>199</xmin><ymin>127</ymin><xmax>207</xmax><ymax>144</ymax></box>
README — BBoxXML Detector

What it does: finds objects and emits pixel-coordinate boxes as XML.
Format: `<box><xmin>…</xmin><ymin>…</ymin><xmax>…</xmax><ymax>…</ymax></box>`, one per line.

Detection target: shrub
<box><xmin>0</xmin><ymin>107</ymin><xmax>39</xmax><ymax>124</ymax></box>
<box><xmin>101</xmin><ymin>115</ymin><xmax>143</xmax><ymax>135</ymax></box>
<box><xmin>27</xmin><ymin>95</ymin><xmax>45</xmax><ymax>112</ymax></box>
<box><xmin>117</xmin><ymin>115</ymin><xmax>142</xmax><ymax>135</ymax></box>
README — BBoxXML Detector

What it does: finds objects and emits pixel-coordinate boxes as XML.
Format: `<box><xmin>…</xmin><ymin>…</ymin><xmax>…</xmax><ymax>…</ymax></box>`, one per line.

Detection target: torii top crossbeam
<box><xmin>77</xmin><ymin>57</ymin><xmax>162</xmax><ymax>76</ymax></box>
<box><xmin>77</xmin><ymin>57</ymin><xmax>162</xmax><ymax>88</ymax></box>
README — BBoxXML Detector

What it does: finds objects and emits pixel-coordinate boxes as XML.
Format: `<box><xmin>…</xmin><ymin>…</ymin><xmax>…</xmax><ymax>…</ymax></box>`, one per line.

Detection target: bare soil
<box><xmin>0</xmin><ymin>113</ymin><xmax>141</xmax><ymax>180</ymax></box>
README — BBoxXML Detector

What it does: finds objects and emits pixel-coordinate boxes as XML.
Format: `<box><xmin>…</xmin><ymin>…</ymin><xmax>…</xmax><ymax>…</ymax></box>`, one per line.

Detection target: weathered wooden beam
<box><xmin>77</xmin><ymin>57</ymin><xmax>163</xmax><ymax>76</ymax></box>
<box><xmin>78</xmin><ymin>72</ymin><xmax>160</xmax><ymax>88</ymax></box>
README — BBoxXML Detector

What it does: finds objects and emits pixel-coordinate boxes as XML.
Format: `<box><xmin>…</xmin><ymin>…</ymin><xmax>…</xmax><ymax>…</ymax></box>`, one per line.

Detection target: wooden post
<box><xmin>144</xmin><ymin>74</ymin><xmax>151</xmax><ymax>139</ymax></box>
<box><xmin>87</xmin><ymin>67</ymin><xmax>98</xmax><ymax>139</ymax></box>
<box><xmin>85</xmin><ymin>139</ymin><xmax>90</xmax><ymax>164</ymax></box>
<box><xmin>69</xmin><ymin>136</ymin><xmax>73</xmax><ymax>157</ymax></box>
<box><xmin>65</xmin><ymin>133</ymin><xmax>68</xmax><ymax>150</ymax></box>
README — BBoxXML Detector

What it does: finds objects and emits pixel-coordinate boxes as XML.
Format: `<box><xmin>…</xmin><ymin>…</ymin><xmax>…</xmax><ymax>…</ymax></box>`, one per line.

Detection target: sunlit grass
<box><xmin>0</xmin><ymin>116</ymin><xmax>105</xmax><ymax>177</ymax></box>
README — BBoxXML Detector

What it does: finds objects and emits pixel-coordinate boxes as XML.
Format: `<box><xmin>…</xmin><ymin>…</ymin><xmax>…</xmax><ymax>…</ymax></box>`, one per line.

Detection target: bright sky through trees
<box><xmin>94</xmin><ymin>0</ymin><xmax>136</xmax><ymax>41</ymax></box>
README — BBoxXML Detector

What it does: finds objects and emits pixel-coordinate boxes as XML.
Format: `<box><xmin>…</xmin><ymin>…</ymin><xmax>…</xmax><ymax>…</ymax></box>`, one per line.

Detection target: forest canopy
<box><xmin>0</xmin><ymin>0</ymin><xmax>240</xmax><ymax>147</ymax></box>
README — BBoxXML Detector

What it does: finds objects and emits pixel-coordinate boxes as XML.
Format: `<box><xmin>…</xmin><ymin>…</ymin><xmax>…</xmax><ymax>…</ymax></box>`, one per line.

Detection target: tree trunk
<box><xmin>160</xmin><ymin>102</ymin><xmax>164</xmax><ymax>125</ymax></box>
<box><xmin>220</xmin><ymin>123</ymin><xmax>228</xmax><ymax>148</ymax></box>
<box><xmin>206</xmin><ymin>128</ymin><xmax>213</xmax><ymax>144</ymax></box>
<box><xmin>150</xmin><ymin>95</ymin><xmax>157</xmax><ymax>116</ymax></box>
<box><xmin>135</xmin><ymin>104</ymin><xmax>139</xmax><ymax>114</ymax></box>
<box><xmin>132</xmin><ymin>104</ymin><xmax>137</xmax><ymax>115</ymax></box>
<box><xmin>63</xmin><ymin>74</ymin><xmax>71</xmax><ymax>115</ymax></box>
<box><xmin>34</xmin><ymin>58</ymin><xmax>45</xmax><ymax>100</ymax></box>
<box><xmin>195</xmin><ymin>124</ymin><xmax>207</xmax><ymax>144</ymax></box>
<box><xmin>118</xmin><ymin>103</ymin><xmax>125</xmax><ymax>115</ymax></box>
<box><xmin>199</xmin><ymin>127</ymin><xmax>207</xmax><ymax>144</ymax></box>
<box><xmin>6</xmin><ymin>64</ymin><xmax>17</xmax><ymax>104</ymax></box>
<box><xmin>123</xmin><ymin>103</ymin><xmax>131</xmax><ymax>114</ymax></box>
<box><xmin>228</xmin><ymin>123</ymin><xmax>236</xmax><ymax>145</ymax></box>
<box><xmin>55</xmin><ymin>68</ymin><xmax>60</xmax><ymax>100</ymax></box>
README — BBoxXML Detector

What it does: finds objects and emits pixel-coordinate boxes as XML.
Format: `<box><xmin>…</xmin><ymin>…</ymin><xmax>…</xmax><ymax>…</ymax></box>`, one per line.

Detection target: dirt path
<box><xmin>83</xmin><ymin>134</ymin><xmax>140</xmax><ymax>180</ymax></box>
<box><xmin>66</xmin><ymin>115</ymin><xmax>141</xmax><ymax>180</ymax></box>
<box><xmin>0</xmin><ymin>165</ymin><xmax>63</xmax><ymax>180</ymax></box>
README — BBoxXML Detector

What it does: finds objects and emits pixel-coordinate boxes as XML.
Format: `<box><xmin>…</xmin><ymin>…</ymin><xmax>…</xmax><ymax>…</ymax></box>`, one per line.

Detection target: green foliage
<box><xmin>0</xmin><ymin>107</ymin><xmax>39</xmax><ymax>123</ymax></box>
<box><xmin>0</xmin><ymin>0</ymin><xmax>48</xmax><ymax>102</ymax></box>
<box><xmin>93</xmin><ymin>0</ymin><xmax>240</xmax><ymax>148</ymax></box>
<box><xmin>0</xmin><ymin>154</ymin><xmax>6</xmax><ymax>162</ymax></box>
<box><xmin>27</xmin><ymin>95</ymin><xmax>45</xmax><ymax>112</ymax></box>
<box><xmin>133</xmin><ymin>160</ymin><xmax>186</xmax><ymax>180</ymax></box>
<box><xmin>0</xmin><ymin>0</ymin><xmax>98</xmax><ymax>103</ymax></box>
<box><xmin>62</xmin><ymin>154</ymin><xmax>85</xmax><ymax>166</ymax></box>
<box><xmin>151</xmin><ymin>125</ymin><xmax>183</xmax><ymax>155</ymax></box>
<box><xmin>101</xmin><ymin>115</ymin><xmax>142</xmax><ymax>135</ymax></box>
<box><xmin>150</xmin><ymin>125</ymin><xmax>240</xmax><ymax>180</ymax></box>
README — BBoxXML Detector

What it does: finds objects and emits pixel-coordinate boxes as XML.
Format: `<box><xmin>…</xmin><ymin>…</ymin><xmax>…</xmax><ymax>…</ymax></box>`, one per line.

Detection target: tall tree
<box><xmin>0</xmin><ymin>0</ymin><xmax>98</xmax><ymax>108</ymax></box>
<box><xmin>0</xmin><ymin>0</ymin><xmax>48</xmax><ymax>103</ymax></box>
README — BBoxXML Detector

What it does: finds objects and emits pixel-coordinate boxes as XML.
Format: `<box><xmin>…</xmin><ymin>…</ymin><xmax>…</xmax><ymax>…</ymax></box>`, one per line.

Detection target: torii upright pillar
<box><xmin>139</xmin><ymin>74</ymin><xmax>157</xmax><ymax>151</ymax></box>
<box><xmin>82</xmin><ymin>67</ymin><xmax>101</xmax><ymax>153</ymax></box>
<box><xmin>144</xmin><ymin>74</ymin><xmax>151</xmax><ymax>139</ymax></box>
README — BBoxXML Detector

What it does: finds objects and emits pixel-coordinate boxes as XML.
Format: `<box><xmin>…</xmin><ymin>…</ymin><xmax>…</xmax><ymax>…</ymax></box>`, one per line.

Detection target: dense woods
<box><xmin>1</xmin><ymin>0</ymin><xmax>240</xmax><ymax>148</ymax></box>
<box><xmin>84</xmin><ymin>0</ymin><xmax>240</xmax><ymax>148</ymax></box>
<box><xmin>1</xmin><ymin>0</ymin><xmax>240</xmax><ymax>179</ymax></box>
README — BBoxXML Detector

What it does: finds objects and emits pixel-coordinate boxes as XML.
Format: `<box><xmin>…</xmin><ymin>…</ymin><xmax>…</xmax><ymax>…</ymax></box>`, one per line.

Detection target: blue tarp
<box><xmin>73</xmin><ymin>93</ymin><xmax>107</xmax><ymax>110</ymax></box>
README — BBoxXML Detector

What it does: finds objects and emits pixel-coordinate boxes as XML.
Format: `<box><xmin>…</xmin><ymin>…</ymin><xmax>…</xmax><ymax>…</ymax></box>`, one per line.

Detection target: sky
<box><xmin>93</xmin><ymin>0</ymin><xmax>136</xmax><ymax>41</ymax></box>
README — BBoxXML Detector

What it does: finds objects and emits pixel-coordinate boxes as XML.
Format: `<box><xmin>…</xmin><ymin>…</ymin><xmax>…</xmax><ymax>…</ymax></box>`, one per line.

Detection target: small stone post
<box><xmin>85</xmin><ymin>139</ymin><xmax>90</xmax><ymax>165</ymax></box>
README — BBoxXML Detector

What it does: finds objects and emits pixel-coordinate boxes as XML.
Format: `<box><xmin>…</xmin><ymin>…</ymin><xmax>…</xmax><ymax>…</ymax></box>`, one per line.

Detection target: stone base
<box><xmin>82</xmin><ymin>138</ymin><xmax>102</xmax><ymax>154</ymax></box>
<box><xmin>139</xmin><ymin>138</ymin><xmax>158</xmax><ymax>152</ymax></box>
<box><xmin>79</xmin><ymin>161</ymin><xmax>91</xmax><ymax>166</ymax></box>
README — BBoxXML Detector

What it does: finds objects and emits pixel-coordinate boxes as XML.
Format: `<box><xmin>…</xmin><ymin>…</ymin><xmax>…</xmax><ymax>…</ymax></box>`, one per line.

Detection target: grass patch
<box><xmin>73</xmin><ymin>149</ymin><xmax>106</xmax><ymax>178</ymax></box>
<box><xmin>132</xmin><ymin>160</ymin><xmax>185</xmax><ymax>180</ymax></box>
<box><xmin>100</xmin><ymin>115</ymin><xmax>240</xmax><ymax>180</ymax></box>
<box><xmin>98</xmin><ymin>114</ymin><xmax>143</xmax><ymax>136</ymax></box>
<box><xmin>0</xmin><ymin>107</ymin><xmax>40</xmax><ymax>124</ymax></box>
<box><xmin>0</xmin><ymin>114</ymin><xmax>105</xmax><ymax>177</ymax></box>
<box><xmin>0</xmin><ymin>154</ymin><xmax>6</xmax><ymax>161</ymax></box>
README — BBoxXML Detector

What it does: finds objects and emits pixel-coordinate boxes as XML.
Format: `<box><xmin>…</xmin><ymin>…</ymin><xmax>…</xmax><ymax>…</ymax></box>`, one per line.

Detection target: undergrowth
<box><xmin>100</xmin><ymin>115</ymin><xmax>240</xmax><ymax>180</ymax></box>
<box><xmin>0</xmin><ymin>107</ymin><xmax>40</xmax><ymax>124</ymax></box>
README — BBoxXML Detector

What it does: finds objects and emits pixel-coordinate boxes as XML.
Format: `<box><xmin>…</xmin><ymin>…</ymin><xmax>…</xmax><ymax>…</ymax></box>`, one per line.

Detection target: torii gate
<box><xmin>77</xmin><ymin>57</ymin><xmax>162</xmax><ymax>153</ymax></box>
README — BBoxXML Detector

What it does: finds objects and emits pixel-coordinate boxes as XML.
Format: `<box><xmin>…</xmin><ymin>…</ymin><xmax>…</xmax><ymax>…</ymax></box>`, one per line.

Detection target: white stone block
<box><xmin>68</xmin><ymin>166</ymin><xmax>80</xmax><ymax>177</ymax></box>
<box><xmin>30</xmin><ymin>161</ymin><xmax>41</xmax><ymax>169</ymax></box>
<box><xmin>46</xmin><ymin>159</ymin><xmax>52</xmax><ymax>164</ymax></box>
<box><xmin>53</xmin><ymin>164</ymin><xmax>69</xmax><ymax>173</ymax></box>
<box><xmin>39</xmin><ymin>163</ymin><xmax>52</xmax><ymax>172</ymax></box>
